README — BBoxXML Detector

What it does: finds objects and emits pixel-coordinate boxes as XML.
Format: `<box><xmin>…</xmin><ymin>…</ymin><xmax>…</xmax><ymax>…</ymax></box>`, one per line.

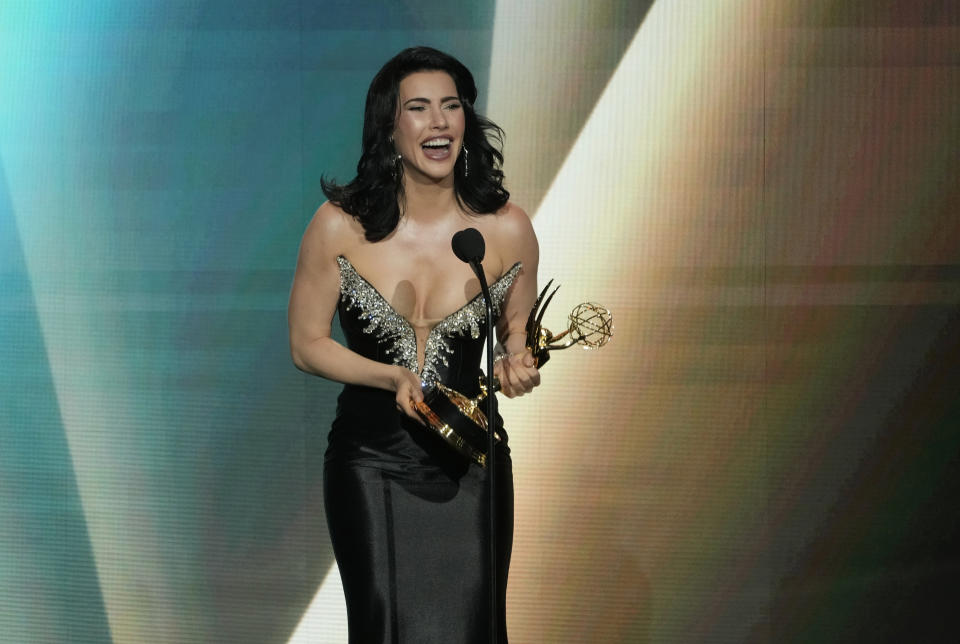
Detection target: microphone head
<box><xmin>452</xmin><ymin>227</ymin><xmax>485</xmax><ymax>264</ymax></box>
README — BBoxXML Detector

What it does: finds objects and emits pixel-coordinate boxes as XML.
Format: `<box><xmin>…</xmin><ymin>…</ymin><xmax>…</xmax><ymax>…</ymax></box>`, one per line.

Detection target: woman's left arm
<box><xmin>493</xmin><ymin>203</ymin><xmax>541</xmax><ymax>398</ymax></box>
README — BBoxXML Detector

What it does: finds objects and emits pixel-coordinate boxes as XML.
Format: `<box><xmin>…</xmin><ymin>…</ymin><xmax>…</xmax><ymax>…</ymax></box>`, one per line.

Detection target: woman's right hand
<box><xmin>392</xmin><ymin>366</ymin><xmax>425</xmax><ymax>422</ymax></box>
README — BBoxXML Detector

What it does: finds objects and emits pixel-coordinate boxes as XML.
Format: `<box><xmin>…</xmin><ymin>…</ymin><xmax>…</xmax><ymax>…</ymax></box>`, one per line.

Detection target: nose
<box><xmin>430</xmin><ymin>106</ymin><xmax>448</xmax><ymax>129</ymax></box>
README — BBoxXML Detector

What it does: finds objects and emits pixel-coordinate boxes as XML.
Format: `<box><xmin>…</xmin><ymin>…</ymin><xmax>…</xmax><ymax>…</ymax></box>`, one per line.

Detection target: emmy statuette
<box><xmin>414</xmin><ymin>280</ymin><xmax>613</xmax><ymax>466</ymax></box>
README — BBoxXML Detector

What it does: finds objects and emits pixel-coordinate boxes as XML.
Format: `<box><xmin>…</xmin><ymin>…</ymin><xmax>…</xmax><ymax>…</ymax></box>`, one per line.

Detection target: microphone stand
<box><xmin>468</xmin><ymin>259</ymin><xmax>499</xmax><ymax>644</ymax></box>
<box><xmin>452</xmin><ymin>227</ymin><xmax>499</xmax><ymax>643</ymax></box>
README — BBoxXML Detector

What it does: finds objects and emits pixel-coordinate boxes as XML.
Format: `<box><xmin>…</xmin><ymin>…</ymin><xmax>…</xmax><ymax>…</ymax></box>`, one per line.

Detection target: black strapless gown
<box><xmin>324</xmin><ymin>256</ymin><xmax>522</xmax><ymax>644</ymax></box>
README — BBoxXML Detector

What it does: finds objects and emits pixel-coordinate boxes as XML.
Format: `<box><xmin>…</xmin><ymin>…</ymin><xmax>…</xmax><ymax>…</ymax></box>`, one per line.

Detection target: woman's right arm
<box><xmin>287</xmin><ymin>203</ymin><xmax>423</xmax><ymax>418</ymax></box>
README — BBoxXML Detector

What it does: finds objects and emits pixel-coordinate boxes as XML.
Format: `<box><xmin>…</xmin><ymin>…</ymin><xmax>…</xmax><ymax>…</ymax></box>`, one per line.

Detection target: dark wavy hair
<box><xmin>321</xmin><ymin>46</ymin><xmax>510</xmax><ymax>242</ymax></box>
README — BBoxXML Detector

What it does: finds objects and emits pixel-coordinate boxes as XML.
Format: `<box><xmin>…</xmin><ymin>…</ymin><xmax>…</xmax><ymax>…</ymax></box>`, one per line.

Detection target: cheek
<box><xmin>394</xmin><ymin>115</ymin><xmax>421</xmax><ymax>148</ymax></box>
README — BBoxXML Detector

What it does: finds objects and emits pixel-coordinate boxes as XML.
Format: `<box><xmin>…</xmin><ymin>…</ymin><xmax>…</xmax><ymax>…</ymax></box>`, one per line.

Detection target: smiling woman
<box><xmin>393</xmin><ymin>71</ymin><xmax>465</xmax><ymax>178</ymax></box>
<box><xmin>319</xmin><ymin>47</ymin><xmax>513</xmax><ymax>245</ymax></box>
<box><xmin>288</xmin><ymin>47</ymin><xmax>541</xmax><ymax>643</ymax></box>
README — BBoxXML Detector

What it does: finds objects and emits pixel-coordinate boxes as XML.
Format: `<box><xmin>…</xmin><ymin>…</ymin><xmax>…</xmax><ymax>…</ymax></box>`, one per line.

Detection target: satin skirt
<box><xmin>324</xmin><ymin>386</ymin><xmax>514</xmax><ymax>644</ymax></box>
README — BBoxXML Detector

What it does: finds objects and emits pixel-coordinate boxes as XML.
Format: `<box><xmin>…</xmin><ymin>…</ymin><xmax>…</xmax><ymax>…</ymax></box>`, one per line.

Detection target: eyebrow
<box><xmin>402</xmin><ymin>96</ymin><xmax>461</xmax><ymax>106</ymax></box>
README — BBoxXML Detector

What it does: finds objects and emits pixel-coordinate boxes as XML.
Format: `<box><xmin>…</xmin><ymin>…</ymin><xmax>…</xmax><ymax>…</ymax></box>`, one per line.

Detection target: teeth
<box><xmin>422</xmin><ymin>138</ymin><xmax>451</xmax><ymax>148</ymax></box>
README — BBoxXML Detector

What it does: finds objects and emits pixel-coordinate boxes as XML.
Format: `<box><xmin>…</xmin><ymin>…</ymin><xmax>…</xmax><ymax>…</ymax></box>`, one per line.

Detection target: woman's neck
<box><xmin>402</xmin><ymin>175</ymin><xmax>459</xmax><ymax>221</ymax></box>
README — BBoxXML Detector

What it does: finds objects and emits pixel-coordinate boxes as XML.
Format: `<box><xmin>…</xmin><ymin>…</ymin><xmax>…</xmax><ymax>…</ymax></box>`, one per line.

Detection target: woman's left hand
<box><xmin>493</xmin><ymin>349</ymin><xmax>541</xmax><ymax>398</ymax></box>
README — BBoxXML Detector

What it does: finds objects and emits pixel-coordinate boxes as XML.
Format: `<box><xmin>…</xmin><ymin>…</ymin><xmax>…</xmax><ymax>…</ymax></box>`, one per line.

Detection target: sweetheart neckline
<box><xmin>336</xmin><ymin>254</ymin><xmax>522</xmax><ymax>334</ymax></box>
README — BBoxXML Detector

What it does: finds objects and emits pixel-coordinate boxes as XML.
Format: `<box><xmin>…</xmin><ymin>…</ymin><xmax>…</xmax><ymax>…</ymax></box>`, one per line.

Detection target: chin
<box><xmin>411</xmin><ymin>162</ymin><xmax>456</xmax><ymax>183</ymax></box>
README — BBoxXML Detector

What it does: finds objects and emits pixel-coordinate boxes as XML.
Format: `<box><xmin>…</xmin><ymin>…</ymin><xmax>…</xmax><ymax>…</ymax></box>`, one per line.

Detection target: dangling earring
<box><xmin>461</xmin><ymin>145</ymin><xmax>469</xmax><ymax>178</ymax></box>
<box><xmin>392</xmin><ymin>153</ymin><xmax>402</xmax><ymax>182</ymax></box>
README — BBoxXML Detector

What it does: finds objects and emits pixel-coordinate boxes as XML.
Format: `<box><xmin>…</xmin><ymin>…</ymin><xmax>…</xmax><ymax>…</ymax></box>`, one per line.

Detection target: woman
<box><xmin>288</xmin><ymin>47</ymin><xmax>540</xmax><ymax>643</ymax></box>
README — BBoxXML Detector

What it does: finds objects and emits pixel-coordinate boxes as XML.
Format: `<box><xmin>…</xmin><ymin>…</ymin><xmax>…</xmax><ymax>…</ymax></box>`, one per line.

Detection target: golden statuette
<box><xmin>414</xmin><ymin>280</ymin><xmax>613</xmax><ymax>467</ymax></box>
<box><xmin>525</xmin><ymin>280</ymin><xmax>613</xmax><ymax>368</ymax></box>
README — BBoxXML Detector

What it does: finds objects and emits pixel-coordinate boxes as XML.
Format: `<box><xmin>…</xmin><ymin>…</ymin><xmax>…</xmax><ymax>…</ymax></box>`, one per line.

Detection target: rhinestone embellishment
<box><xmin>420</xmin><ymin>263</ymin><xmax>521</xmax><ymax>388</ymax></box>
<box><xmin>336</xmin><ymin>256</ymin><xmax>522</xmax><ymax>388</ymax></box>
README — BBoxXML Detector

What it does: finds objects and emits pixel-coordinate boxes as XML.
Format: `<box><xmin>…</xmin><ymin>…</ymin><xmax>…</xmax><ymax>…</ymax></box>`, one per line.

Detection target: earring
<box><xmin>461</xmin><ymin>145</ymin><xmax>469</xmax><ymax>178</ymax></box>
<box><xmin>392</xmin><ymin>153</ymin><xmax>402</xmax><ymax>182</ymax></box>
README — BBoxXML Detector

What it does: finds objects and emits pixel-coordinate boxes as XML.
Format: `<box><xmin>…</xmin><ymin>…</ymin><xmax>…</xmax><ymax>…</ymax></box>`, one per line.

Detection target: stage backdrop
<box><xmin>1</xmin><ymin>1</ymin><xmax>958</xmax><ymax>643</ymax></box>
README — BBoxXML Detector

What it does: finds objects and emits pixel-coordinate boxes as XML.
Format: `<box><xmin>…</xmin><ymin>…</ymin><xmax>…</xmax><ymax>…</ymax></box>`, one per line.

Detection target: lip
<box><xmin>420</xmin><ymin>135</ymin><xmax>456</xmax><ymax>161</ymax></box>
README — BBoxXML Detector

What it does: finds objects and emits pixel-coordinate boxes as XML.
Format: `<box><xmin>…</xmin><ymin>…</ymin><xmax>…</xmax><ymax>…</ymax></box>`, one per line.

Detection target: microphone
<box><xmin>452</xmin><ymin>227</ymin><xmax>485</xmax><ymax>265</ymax></box>
<box><xmin>451</xmin><ymin>226</ymin><xmax>498</xmax><ymax>643</ymax></box>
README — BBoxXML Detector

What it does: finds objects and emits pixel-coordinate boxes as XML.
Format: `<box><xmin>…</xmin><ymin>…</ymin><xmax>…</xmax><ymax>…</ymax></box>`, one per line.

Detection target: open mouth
<box><xmin>421</xmin><ymin>137</ymin><xmax>453</xmax><ymax>160</ymax></box>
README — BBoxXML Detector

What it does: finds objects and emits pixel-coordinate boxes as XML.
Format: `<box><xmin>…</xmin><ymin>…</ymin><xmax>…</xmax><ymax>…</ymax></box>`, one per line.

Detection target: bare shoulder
<box><xmin>306</xmin><ymin>201</ymin><xmax>353</xmax><ymax>240</ymax></box>
<box><xmin>499</xmin><ymin>201</ymin><xmax>537</xmax><ymax>239</ymax></box>
<box><xmin>301</xmin><ymin>201</ymin><xmax>364</xmax><ymax>260</ymax></box>
<box><xmin>495</xmin><ymin>201</ymin><xmax>533</xmax><ymax>231</ymax></box>
<box><xmin>487</xmin><ymin>201</ymin><xmax>538</xmax><ymax>269</ymax></box>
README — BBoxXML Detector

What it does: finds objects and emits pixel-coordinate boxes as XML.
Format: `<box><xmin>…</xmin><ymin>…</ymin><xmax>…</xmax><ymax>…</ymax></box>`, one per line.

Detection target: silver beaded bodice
<box><xmin>336</xmin><ymin>255</ymin><xmax>522</xmax><ymax>389</ymax></box>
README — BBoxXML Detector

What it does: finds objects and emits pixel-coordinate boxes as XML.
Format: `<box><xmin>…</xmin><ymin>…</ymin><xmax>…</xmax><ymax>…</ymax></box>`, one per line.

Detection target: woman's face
<box><xmin>392</xmin><ymin>70</ymin><xmax>465</xmax><ymax>185</ymax></box>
